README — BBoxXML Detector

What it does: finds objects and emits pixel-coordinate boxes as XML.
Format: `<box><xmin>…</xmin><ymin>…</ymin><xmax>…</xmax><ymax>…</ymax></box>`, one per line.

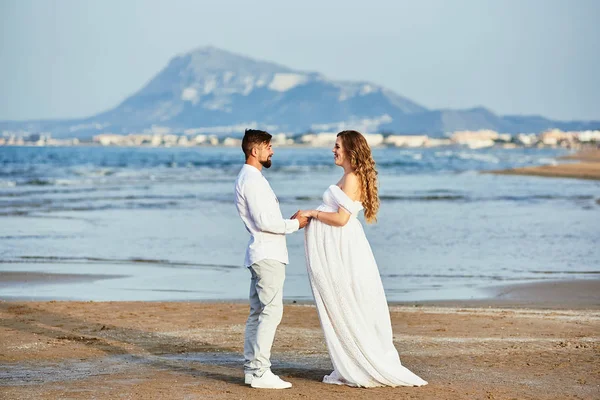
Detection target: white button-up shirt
<box><xmin>235</xmin><ymin>164</ymin><xmax>300</xmax><ymax>267</ymax></box>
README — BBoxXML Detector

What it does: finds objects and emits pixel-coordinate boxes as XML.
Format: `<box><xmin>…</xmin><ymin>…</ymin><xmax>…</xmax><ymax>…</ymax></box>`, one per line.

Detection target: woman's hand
<box><xmin>299</xmin><ymin>210</ymin><xmax>315</xmax><ymax>219</ymax></box>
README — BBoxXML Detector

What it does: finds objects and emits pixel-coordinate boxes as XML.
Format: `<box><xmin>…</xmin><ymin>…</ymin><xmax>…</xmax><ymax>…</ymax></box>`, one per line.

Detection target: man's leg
<box><xmin>244</xmin><ymin>267</ymin><xmax>261</xmax><ymax>373</ymax></box>
<box><xmin>243</xmin><ymin>259</ymin><xmax>285</xmax><ymax>376</ymax></box>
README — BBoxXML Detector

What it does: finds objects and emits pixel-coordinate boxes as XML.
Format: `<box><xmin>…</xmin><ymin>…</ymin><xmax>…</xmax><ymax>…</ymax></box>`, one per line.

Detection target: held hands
<box><xmin>291</xmin><ymin>210</ymin><xmax>317</xmax><ymax>229</ymax></box>
<box><xmin>298</xmin><ymin>210</ymin><xmax>313</xmax><ymax>219</ymax></box>
<box><xmin>290</xmin><ymin>210</ymin><xmax>310</xmax><ymax>229</ymax></box>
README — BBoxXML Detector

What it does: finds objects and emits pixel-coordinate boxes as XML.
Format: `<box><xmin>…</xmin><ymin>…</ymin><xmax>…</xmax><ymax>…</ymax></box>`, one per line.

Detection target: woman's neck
<box><xmin>342</xmin><ymin>162</ymin><xmax>353</xmax><ymax>175</ymax></box>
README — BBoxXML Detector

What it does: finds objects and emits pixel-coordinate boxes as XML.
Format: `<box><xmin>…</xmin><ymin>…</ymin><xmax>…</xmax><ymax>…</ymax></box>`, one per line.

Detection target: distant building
<box><xmin>362</xmin><ymin>133</ymin><xmax>384</xmax><ymax>147</ymax></box>
<box><xmin>272</xmin><ymin>133</ymin><xmax>295</xmax><ymax>146</ymax></box>
<box><xmin>223</xmin><ymin>137</ymin><xmax>241</xmax><ymax>146</ymax></box>
<box><xmin>539</xmin><ymin>129</ymin><xmax>576</xmax><ymax>147</ymax></box>
<box><xmin>192</xmin><ymin>134</ymin><xmax>208</xmax><ymax>145</ymax></box>
<box><xmin>515</xmin><ymin>133</ymin><xmax>538</xmax><ymax>146</ymax></box>
<box><xmin>577</xmin><ymin>130</ymin><xmax>600</xmax><ymax>142</ymax></box>
<box><xmin>449</xmin><ymin>130</ymin><xmax>500</xmax><ymax>149</ymax></box>
<box><xmin>94</xmin><ymin>134</ymin><xmax>123</xmax><ymax>146</ymax></box>
<box><xmin>384</xmin><ymin>135</ymin><xmax>428</xmax><ymax>148</ymax></box>
<box><xmin>300</xmin><ymin>133</ymin><xmax>338</xmax><ymax>147</ymax></box>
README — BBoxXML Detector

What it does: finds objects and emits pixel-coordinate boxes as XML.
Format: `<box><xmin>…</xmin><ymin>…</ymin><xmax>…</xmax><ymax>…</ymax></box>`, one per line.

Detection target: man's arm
<box><xmin>245</xmin><ymin>181</ymin><xmax>300</xmax><ymax>234</ymax></box>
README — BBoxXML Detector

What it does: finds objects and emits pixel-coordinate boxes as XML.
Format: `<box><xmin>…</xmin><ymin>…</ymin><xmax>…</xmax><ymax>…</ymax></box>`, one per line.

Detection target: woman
<box><xmin>298</xmin><ymin>130</ymin><xmax>428</xmax><ymax>388</ymax></box>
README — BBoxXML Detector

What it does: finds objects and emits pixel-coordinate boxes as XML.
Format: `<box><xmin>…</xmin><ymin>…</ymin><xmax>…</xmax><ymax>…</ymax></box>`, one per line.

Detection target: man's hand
<box><xmin>296</xmin><ymin>215</ymin><xmax>309</xmax><ymax>229</ymax></box>
<box><xmin>291</xmin><ymin>210</ymin><xmax>309</xmax><ymax>229</ymax></box>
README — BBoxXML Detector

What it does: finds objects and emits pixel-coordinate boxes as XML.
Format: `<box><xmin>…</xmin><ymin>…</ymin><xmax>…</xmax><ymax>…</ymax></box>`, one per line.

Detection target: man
<box><xmin>234</xmin><ymin>129</ymin><xmax>308</xmax><ymax>389</ymax></box>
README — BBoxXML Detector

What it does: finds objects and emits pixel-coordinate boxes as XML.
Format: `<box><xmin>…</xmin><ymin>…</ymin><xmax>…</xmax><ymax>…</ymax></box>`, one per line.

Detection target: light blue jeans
<box><xmin>243</xmin><ymin>259</ymin><xmax>286</xmax><ymax>376</ymax></box>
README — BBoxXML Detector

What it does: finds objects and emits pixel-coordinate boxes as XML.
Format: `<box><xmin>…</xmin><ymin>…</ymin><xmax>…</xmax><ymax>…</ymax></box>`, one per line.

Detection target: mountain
<box><xmin>1</xmin><ymin>46</ymin><xmax>598</xmax><ymax>139</ymax></box>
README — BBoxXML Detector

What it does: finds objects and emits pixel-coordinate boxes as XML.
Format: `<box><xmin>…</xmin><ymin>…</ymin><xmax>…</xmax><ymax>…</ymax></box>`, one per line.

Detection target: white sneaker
<box><xmin>244</xmin><ymin>373</ymin><xmax>253</xmax><ymax>385</ymax></box>
<box><xmin>250</xmin><ymin>370</ymin><xmax>292</xmax><ymax>389</ymax></box>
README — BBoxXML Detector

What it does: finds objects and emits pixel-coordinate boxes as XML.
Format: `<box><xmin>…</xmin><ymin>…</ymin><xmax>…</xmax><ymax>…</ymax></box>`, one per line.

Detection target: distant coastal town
<box><xmin>1</xmin><ymin>128</ymin><xmax>599</xmax><ymax>150</ymax></box>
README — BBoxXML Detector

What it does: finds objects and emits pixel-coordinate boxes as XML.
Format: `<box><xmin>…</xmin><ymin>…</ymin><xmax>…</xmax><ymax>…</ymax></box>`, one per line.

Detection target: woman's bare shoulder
<box><xmin>340</xmin><ymin>173</ymin><xmax>360</xmax><ymax>201</ymax></box>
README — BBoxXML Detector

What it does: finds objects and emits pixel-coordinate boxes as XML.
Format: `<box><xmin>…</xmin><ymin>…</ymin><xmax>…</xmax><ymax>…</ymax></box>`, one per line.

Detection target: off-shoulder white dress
<box><xmin>304</xmin><ymin>185</ymin><xmax>428</xmax><ymax>388</ymax></box>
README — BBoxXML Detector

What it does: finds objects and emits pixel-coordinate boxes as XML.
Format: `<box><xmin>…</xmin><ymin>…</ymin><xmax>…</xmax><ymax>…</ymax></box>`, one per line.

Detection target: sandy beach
<box><xmin>1</xmin><ymin>280</ymin><xmax>598</xmax><ymax>399</ymax></box>
<box><xmin>1</xmin><ymin>146</ymin><xmax>599</xmax><ymax>398</ymax></box>
<box><xmin>487</xmin><ymin>148</ymin><xmax>600</xmax><ymax>180</ymax></box>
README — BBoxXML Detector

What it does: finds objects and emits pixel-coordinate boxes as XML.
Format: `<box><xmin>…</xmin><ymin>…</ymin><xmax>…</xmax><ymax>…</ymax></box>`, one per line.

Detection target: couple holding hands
<box><xmin>234</xmin><ymin>129</ymin><xmax>427</xmax><ymax>389</ymax></box>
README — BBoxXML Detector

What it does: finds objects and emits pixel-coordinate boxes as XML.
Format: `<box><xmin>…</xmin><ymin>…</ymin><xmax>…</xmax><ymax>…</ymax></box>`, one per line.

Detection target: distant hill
<box><xmin>1</xmin><ymin>46</ymin><xmax>598</xmax><ymax>139</ymax></box>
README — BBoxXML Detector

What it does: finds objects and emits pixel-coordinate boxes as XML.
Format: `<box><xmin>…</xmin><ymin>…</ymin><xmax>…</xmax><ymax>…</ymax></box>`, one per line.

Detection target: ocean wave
<box><xmin>275</xmin><ymin>165</ymin><xmax>334</xmax><ymax>173</ymax></box>
<box><xmin>54</xmin><ymin>179</ymin><xmax>85</xmax><ymax>186</ymax></box>
<box><xmin>0</xmin><ymin>210</ymin><xmax>30</xmax><ymax>216</ymax></box>
<box><xmin>381</xmin><ymin>273</ymin><xmax>557</xmax><ymax>281</ymax></box>
<box><xmin>3</xmin><ymin>193</ymin><xmax>195</xmax><ymax>204</ymax></box>
<box><xmin>0</xmin><ymin>186</ymin><xmax>124</xmax><ymax>198</ymax></box>
<box><xmin>5</xmin><ymin>255</ymin><xmax>239</xmax><ymax>270</ymax></box>
<box><xmin>1</xmin><ymin>171</ymin><xmax>233</xmax><ymax>193</ymax></box>
<box><xmin>293</xmin><ymin>196</ymin><xmax>323</xmax><ymax>201</ymax></box>
<box><xmin>1</xmin><ymin>170</ymin><xmax>235</xmax><ymax>190</ymax></box>
<box><xmin>376</xmin><ymin>193</ymin><xmax>595</xmax><ymax>203</ymax></box>
<box><xmin>2</xmin><ymin>189</ymin><xmax>594</xmax><ymax>210</ymax></box>
<box><xmin>121</xmin><ymin>288</ymin><xmax>206</xmax><ymax>293</ymax></box>
<box><xmin>0</xmin><ymin>167</ymin><xmax>36</xmax><ymax>177</ymax></box>
<box><xmin>0</xmin><ymin>200</ymin><xmax>182</xmax><ymax>214</ymax></box>
<box><xmin>0</xmin><ymin>234</ymin><xmax>73</xmax><ymax>240</ymax></box>
<box><xmin>529</xmin><ymin>270</ymin><xmax>600</xmax><ymax>275</ymax></box>
<box><xmin>377</xmin><ymin>160</ymin><xmax>424</xmax><ymax>168</ymax></box>
<box><xmin>22</xmin><ymin>178</ymin><xmax>54</xmax><ymax>186</ymax></box>
<box><xmin>536</xmin><ymin>158</ymin><xmax>559</xmax><ymax>165</ymax></box>
<box><xmin>5</xmin><ymin>177</ymin><xmax>89</xmax><ymax>187</ymax></box>
<box><xmin>493</xmin><ymin>194</ymin><xmax>594</xmax><ymax>202</ymax></box>
<box><xmin>455</xmin><ymin>152</ymin><xmax>500</xmax><ymax>163</ymax></box>
<box><xmin>72</xmin><ymin>168</ymin><xmax>117</xmax><ymax>177</ymax></box>
<box><xmin>380</xmin><ymin>195</ymin><xmax>467</xmax><ymax>201</ymax></box>
<box><xmin>0</xmin><ymin>180</ymin><xmax>16</xmax><ymax>188</ymax></box>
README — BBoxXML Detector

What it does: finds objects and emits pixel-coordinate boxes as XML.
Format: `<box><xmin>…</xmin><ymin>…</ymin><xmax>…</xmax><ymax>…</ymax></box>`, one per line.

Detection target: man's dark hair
<box><xmin>242</xmin><ymin>129</ymin><xmax>272</xmax><ymax>159</ymax></box>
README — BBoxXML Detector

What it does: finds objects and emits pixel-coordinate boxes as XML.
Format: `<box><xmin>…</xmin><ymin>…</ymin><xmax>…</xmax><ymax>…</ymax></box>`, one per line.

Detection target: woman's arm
<box><xmin>300</xmin><ymin>174</ymin><xmax>360</xmax><ymax>227</ymax></box>
<box><xmin>302</xmin><ymin>208</ymin><xmax>351</xmax><ymax>227</ymax></box>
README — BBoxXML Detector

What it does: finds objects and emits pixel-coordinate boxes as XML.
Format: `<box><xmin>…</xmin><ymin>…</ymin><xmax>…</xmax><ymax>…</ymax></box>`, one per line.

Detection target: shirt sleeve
<box><xmin>244</xmin><ymin>179</ymin><xmax>300</xmax><ymax>234</ymax></box>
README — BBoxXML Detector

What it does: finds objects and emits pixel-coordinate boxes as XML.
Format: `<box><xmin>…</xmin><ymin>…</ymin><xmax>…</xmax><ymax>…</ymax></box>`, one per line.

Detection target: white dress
<box><xmin>304</xmin><ymin>185</ymin><xmax>428</xmax><ymax>388</ymax></box>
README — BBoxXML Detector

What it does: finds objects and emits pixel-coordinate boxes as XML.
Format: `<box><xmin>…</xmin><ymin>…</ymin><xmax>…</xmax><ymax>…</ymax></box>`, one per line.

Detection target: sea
<box><xmin>0</xmin><ymin>145</ymin><xmax>598</xmax><ymax>301</ymax></box>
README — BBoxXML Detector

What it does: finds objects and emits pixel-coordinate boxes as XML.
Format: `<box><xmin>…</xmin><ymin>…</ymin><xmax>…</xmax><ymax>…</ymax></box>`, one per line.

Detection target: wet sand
<box><xmin>0</xmin><ymin>271</ymin><xmax>125</xmax><ymax>287</ymax></box>
<box><xmin>401</xmin><ymin>279</ymin><xmax>600</xmax><ymax>310</ymax></box>
<box><xmin>1</xmin><ymin>280</ymin><xmax>599</xmax><ymax>399</ymax></box>
<box><xmin>561</xmin><ymin>149</ymin><xmax>600</xmax><ymax>163</ymax></box>
<box><xmin>487</xmin><ymin>148</ymin><xmax>600</xmax><ymax>180</ymax></box>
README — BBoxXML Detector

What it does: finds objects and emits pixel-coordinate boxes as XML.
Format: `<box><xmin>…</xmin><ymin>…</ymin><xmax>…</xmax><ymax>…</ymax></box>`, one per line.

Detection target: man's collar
<box><xmin>243</xmin><ymin>163</ymin><xmax>263</xmax><ymax>175</ymax></box>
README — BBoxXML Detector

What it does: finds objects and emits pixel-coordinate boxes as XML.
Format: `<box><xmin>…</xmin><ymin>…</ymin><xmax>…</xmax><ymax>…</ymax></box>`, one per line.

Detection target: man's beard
<box><xmin>261</xmin><ymin>158</ymin><xmax>272</xmax><ymax>168</ymax></box>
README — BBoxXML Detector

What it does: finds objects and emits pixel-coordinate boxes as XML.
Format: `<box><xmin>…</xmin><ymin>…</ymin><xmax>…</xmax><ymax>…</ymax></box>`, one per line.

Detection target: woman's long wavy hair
<box><xmin>337</xmin><ymin>130</ymin><xmax>380</xmax><ymax>223</ymax></box>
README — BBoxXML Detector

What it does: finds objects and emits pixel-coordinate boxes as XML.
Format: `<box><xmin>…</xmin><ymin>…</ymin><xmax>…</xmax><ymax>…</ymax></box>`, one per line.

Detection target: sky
<box><xmin>0</xmin><ymin>0</ymin><xmax>599</xmax><ymax>122</ymax></box>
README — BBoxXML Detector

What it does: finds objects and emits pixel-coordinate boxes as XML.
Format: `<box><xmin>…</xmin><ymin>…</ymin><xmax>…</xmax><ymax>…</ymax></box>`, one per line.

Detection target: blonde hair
<box><xmin>337</xmin><ymin>130</ymin><xmax>380</xmax><ymax>223</ymax></box>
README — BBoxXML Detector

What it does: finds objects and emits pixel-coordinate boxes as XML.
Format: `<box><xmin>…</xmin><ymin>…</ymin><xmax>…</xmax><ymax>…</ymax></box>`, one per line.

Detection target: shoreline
<box><xmin>0</xmin><ymin>271</ymin><xmax>126</xmax><ymax>287</ymax></box>
<box><xmin>1</xmin><ymin>270</ymin><xmax>598</xmax><ymax>309</ymax></box>
<box><xmin>392</xmin><ymin>279</ymin><xmax>600</xmax><ymax>310</ymax></box>
<box><xmin>486</xmin><ymin>148</ymin><xmax>600</xmax><ymax>180</ymax></box>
